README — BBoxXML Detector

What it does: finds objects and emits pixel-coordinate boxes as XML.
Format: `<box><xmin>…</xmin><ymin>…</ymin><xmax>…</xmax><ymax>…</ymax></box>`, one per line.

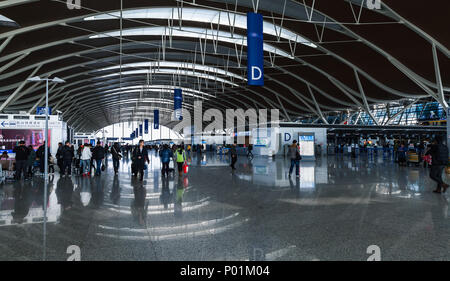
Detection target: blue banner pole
<box><xmin>247</xmin><ymin>12</ymin><xmax>264</xmax><ymax>86</ymax></box>
<box><xmin>144</xmin><ymin>119</ymin><xmax>149</xmax><ymax>134</ymax></box>
<box><xmin>174</xmin><ymin>89</ymin><xmax>183</xmax><ymax>121</ymax></box>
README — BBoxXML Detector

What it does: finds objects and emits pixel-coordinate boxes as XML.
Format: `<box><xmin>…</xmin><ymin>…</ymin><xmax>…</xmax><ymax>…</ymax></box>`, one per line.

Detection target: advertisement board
<box><xmin>0</xmin><ymin>129</ymin><xmax>50</xmax><ymax>153</ymax></box>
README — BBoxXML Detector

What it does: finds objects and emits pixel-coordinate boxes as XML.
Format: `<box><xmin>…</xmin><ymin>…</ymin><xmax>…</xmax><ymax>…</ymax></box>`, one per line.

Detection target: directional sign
<box><xmin>36</xmin><ymin>107</ymin><xmax>51</xmax><ymax>115</ymax></box>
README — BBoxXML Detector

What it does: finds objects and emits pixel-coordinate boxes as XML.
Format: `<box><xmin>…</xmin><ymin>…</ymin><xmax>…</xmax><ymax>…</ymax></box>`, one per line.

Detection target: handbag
<box><xmin>183</xmin><ymin>162</ymin><xmax>189</xmax><ymax>174</ymax></box>
<box><xmin>295</xmin><ymin>150</ymin><xmax>302</xmax><ymax>161</ymax></box>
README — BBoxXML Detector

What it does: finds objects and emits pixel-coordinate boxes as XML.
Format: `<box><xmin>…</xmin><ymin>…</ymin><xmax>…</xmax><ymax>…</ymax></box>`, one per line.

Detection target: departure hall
<box><xmin>0</xmin><ymin>0</ymin><xmax>449</xmax><ymax>262</ymax></box>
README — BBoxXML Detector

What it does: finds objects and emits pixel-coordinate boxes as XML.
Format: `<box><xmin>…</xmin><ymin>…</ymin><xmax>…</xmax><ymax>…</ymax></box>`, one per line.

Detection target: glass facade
<box><xmin>299</xmin><ymin>101</ymin><xmax>446</xmax><ymax>126</ymax></box>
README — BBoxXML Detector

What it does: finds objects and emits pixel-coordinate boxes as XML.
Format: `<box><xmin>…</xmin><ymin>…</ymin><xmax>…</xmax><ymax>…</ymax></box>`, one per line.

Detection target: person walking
<box><xmin>133</xmin><ymin>140</ymin><xmax>149</xmax><ymax>181</ymax></box>
<box><xmin>425</xmin><ymin>136</ymin><xmax>449</xmax><ymax>193</ymax></box>
<box><xmin>80</xmin><ymin>144</ymin><xmax>92</xmax><ymax>177</ymax></box>
<box><xmin>288</xmin><ymin>140</ymin><xmax>301</xmax><ymax>177</ymax></box>
<box><xmin>36</xmin><ymin>142</ymin><xmax>47</xmax><ymax>173</ymax></box>
<box><xmin>159</xmin><ymin>144</ymin><xmax>173</xmax><ymax>177</ymax></box>
<box><xmin>92</xmin><ymin>142</ymin><xmax>105</xmax><ymax>176</ymax></box>
<box><xmin>104</xmin><ymin>144</ymin><xmax>109</xmax><ymax>165</ymax></box>
<box><xmin>55</xmin><ymin>142</ymin><xmax>64</xmax><ymax>174</ymax></box>
<box><xmin>13</xmin><ymin>141</ymin><xmax>30</xmax><ymax>180</ymax></box>
<box><xmin>398</xmin><ymin>143</ymin><xmax>407</xmax><ymax>166</ymax></box>
<box><xmin>175</xmin><ymin>144</ymin><xmax>187</xmax><ymax>176</ymax></box>
<box><xmin>247</xmin><ymin>144</ymin><xmax>253</xmax><ymax>159</ymax></box>
<box><xmin>230</xmin><ymin>142</ymin><xmax>238</xmax><ymax>170</ymax></box>
<box><xmin>26</xmin><ymin>145</ymin><xmax>36</xmax><ymax>178</ymax></box>
<box><xmin>111</xmin><ymin>142</ymin><xmax>122</xmax><ymax>175</ymax></box>
<box><xmin>61</xmin><ymin>141</ymin><xmax>74</xmax><ymax>177</ymax></box>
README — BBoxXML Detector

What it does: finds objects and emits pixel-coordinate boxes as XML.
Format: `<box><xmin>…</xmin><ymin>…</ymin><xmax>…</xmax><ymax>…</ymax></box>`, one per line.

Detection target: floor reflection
<box><xmin>232</xmin><ymin>156</ymin><xmax>325</xmax><ymax>189</ymax></box>
<box><xmin>0</xmin><ymin>151</ymin><xmax>448</xmax><ymax>261</ymax></box>
<box><xmin>0</xmin><ymin>178</ymin><xmax>59</xmax><ymax>226</ymax></box>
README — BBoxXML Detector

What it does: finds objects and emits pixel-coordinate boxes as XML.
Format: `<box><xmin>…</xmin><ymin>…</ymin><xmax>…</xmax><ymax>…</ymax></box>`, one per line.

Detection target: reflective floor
<box><xmin>0</xmin><ymin>151</ymin><xmax>449</xmax><ymax>261</ymax></box>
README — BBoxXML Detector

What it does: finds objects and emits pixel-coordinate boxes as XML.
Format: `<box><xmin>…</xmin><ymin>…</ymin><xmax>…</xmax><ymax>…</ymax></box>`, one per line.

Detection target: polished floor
<box><xmin>0</xmin><ymin>151</ymin><xmax>449</xmax><ymax>261</ymax></box>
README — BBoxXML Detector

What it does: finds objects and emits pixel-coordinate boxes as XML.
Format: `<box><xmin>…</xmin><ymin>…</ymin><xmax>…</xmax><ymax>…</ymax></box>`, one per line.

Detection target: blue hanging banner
<box><xmin>139</xmin><ymin>124</ymin><xmax>143</xmax><ymax>137</ymax></box>
<box><xmin>144</xmin><ymin>119</ymin><xmax>149</xmax><ymax>134</ymax></box>
<box><xmin>135</xmin><ymin>128</ymin><xmax>139</xmax><ymax>138</ymax></box>
<box><xmin>174</xmin><ymin>89</ymin><xmax>183</xmax><ymax>121</ymax></box>
<box><xmin>247</xmin><ymin>12</ymin><xmax>264</xmax><ymax>86</ymax></box>
<box><xmin>154</xmin><ymin>109</ymin><xmax>160</xmax><ymax>129</ymax></box>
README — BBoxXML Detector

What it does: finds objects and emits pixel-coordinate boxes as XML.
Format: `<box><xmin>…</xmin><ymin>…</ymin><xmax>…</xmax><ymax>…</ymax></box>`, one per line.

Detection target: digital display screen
<box><xmin>299</xmin><ymin>134</ymin><xmax>315</xmax><ymax>157</ymax></box>
<box><xmin>0</xmin><ymin>129</ymin><xmax>50</xmax><ymax>153</ymax></box>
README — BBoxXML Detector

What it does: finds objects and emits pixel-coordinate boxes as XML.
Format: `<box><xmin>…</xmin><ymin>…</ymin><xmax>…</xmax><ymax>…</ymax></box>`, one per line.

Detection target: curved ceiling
<box><xmin>0</xmin><ymin>0</ymin><xmax>448</xmax><ymax>132</ymax></box>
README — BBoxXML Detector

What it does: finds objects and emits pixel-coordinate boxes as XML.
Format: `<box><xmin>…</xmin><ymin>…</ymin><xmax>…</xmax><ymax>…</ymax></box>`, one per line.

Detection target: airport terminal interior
<box><xmin>0</xmin><ymin>0</ymin><xmax>449</xmax><ymax>261</ymax></box>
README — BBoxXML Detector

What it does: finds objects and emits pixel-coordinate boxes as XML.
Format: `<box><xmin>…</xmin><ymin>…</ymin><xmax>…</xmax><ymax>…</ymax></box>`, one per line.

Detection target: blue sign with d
<box><xmin>247</xmin><ymin>12</ymin><xmax>264</xmax><ymax>86</ymax></box>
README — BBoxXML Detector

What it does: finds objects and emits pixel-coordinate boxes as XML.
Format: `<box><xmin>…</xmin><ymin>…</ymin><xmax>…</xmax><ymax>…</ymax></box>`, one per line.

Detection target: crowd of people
<box><xmin>3</xmin><ymin>135</ymin><xmax>449</xmax><ymax>195</ymax></box>
<box><xmin>7</xmin><ymin>141</ymin><xmax>55</xmax><ymax>180</ymax></box>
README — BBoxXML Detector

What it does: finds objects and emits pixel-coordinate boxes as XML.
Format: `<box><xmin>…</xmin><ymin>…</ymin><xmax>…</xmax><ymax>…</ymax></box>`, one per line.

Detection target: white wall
<box><xmin>252</xmin><ymin>126</ymin><xmax>327</xmax><ymax>157</ymax></box>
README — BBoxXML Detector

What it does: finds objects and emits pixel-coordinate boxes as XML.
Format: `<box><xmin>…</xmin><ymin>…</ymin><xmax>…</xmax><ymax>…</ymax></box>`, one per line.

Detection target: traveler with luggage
<box><xmin>175</xmin><ymin>144</ymin><xmax>187</xmax><ymax>175</ymax></box>
<box><xmin>288</xmin><ymin>140</ymin><xmax>301</xmax><ymax>177</ymax></box>
<box><xmin>133</xmin><ymin>140</ymin><xmax>149</xmax><ymax>181</ymax></box>
<box><xmin>426</xmin><ymin>136</ymin><xmax>449</xmax><ymax>193</ymax></box>
<box><xmin>159</xmin><ymin>144</ymin><xmax>174</xmax><ymax>178</ymax></box>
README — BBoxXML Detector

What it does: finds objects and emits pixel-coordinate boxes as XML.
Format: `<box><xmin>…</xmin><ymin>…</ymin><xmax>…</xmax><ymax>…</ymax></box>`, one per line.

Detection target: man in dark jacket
<box><xmin>111</xmin><ymin>142</ymin><xmax>122</xmax><ymax>174</ymax></box>
<box><xmin>55</xmin><ymin>142</ymin><xmax>64</xmax><ymax>174</ymax></box>
<box><xmin>426</xmin><ymin>136</ymin><xmax>449</xmax><ymax>193</ymax></box>
<box><xmin>13</xmin><ymin>141</ymin><xmax>30</xmax><ymax>180</ymax></box>
<box><xmin>133</xmin><ymin>140</ymin><xmax>149</xmax><ymax>180</ymax></box>
<box><xmin>92</xmin><ymin>142</ymin><xmax>105</xmax><ymax>176</ymax></box>
<box><xmin>230</xmin><ymin>142</ymin><xmax>237</xmax><ymax>170</ymax></box>
<box><xmin>36</xmin><ymin>142</ymin><xmax>46</xmax><ymax>173</ymax></box>
<box><xmin>61</xmin><ymin>141</ymin><xmax>74</xmax><ymax>176</ymax></box>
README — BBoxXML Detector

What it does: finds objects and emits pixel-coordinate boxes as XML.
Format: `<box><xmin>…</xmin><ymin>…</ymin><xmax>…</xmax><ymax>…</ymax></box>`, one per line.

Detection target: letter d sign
<box><xmin>252</xmin><ymin>66</ymin><xmax>262</xmax><ymax>81</ymax></box>
<box><xmin>247</xmin><ymin>12</ymin><xmax>264</xmax><ymax>86</ymax></box>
